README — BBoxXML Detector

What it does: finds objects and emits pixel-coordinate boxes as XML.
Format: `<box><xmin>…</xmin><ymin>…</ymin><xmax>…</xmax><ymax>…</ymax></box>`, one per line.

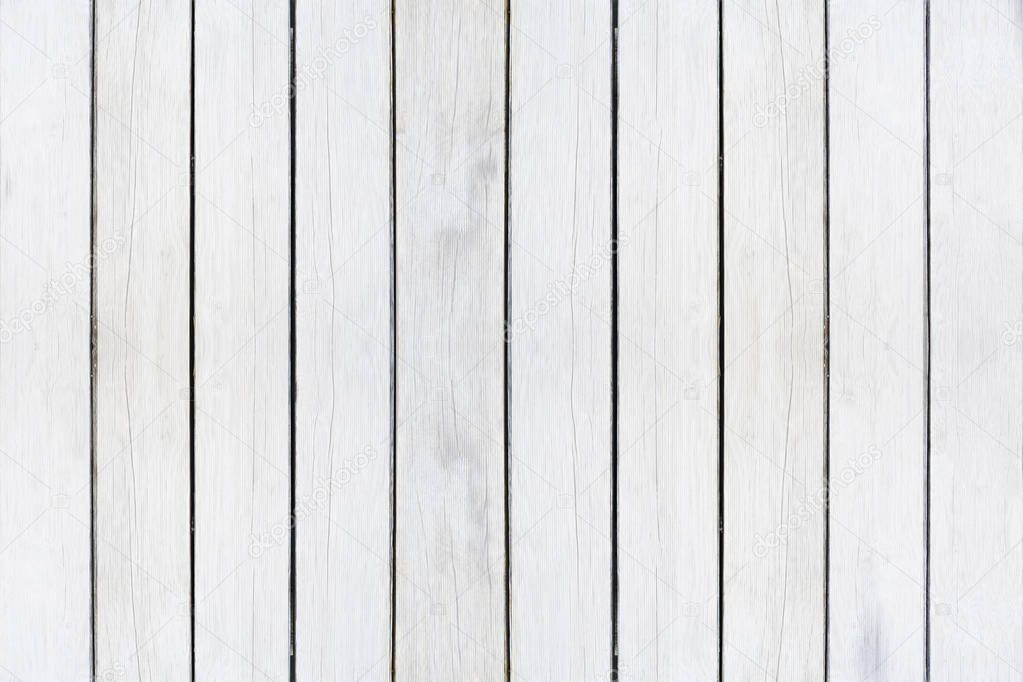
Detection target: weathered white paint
<box><xmin>8</xmin><ymin>3</ymin><xmax>1023</xmax><ymax>679</ymax></box>
<box><xmin>0</xmin><ymin>1</ymin><xmax>91</xmax><ymax>679</ymax></box>
<box><xmin>295</xmin><ymin>1</ymin><xmax>393</xmax><ymax>679</ymax></box>
<box><xmin>931</xmin><ymin>2</ymin><xmax>1023</xmax><ymax>679</ymax></box>
<box><xmin>394</xmin><ymin>0</ymin><xmax>506</xmax><ymax>678</ymax></box>
<box><xmin>95</xmin><ymin>0</ymin><xmax>192</xmax><ymax>679</ymax></box>
<box><xmin>193</xmin><ymin>0</ymin><xmax>290</xmax><ymax>679</ymax></box>
<box><xmin>827</xmin><ymin>1</ymin><xmax>927</xmax><ymax>679</ymax></box>
<box><xmin>509</xmin><ymin>0</ymin><xmax>612</xmax><ymax>678</ymax></box>
<box><xmin>723</xmin><ymin>1</ymin><xmax>826</xmax><ymax>679</ymax></box>
<box><xmin>617</xmin><ymin>0</ymin><xmax>720</xmax><ymax>678</ymax></box>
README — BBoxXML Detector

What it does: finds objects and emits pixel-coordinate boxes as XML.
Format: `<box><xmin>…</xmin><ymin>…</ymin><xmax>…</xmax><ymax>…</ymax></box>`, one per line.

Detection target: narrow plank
<box><xmin>0</xmin><ymin>1</ymin><xmax>91</xmax><ymax>679</ymax></box>
<box><xmin>394</xmin><ymin>0</ymin><xmax>506</xmax><ymax>677</ymax></box>
<box><xmin>193</xmin><ymin>1</ymin><xmax>290</xmax><ymax>679</ymax></box>
<box><xmin>508</xmin><ymin>0</ymin><xmax>612</xmax><ymax>678</ymax></box>
<box><xmin>931</xmin><ymin>2</ymin><xmax>1023</xmax><ymax>678</ymax></box>
<box><xmin>294</xmin><ymin>1</ymin><xmax>393</xmax><ymax>679</ymax></box>
<box><xmin>616</xmin><ymin>0</ymin><xmax>719</xmax><ymax>678</ymax></box>
<box><xmin>722</xmin><ymin>1</ymin><xmax>827</xmax><ymax>679</ymax></box>
<box><xmin>94</xmin><ymin>0</ymin><xmax>192</xmax><ymax>678</ymax></box>
<box><xmin>827</xmin><ymin>1</ymin><xmax>927</xmax><ymax>678</ymax></box>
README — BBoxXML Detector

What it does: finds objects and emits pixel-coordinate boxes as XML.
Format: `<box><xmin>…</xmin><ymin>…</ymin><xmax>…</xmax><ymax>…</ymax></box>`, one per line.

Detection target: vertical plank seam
<box><xmin>823</xmin><ymin>1</ymin><xmax>832</xmax><ymax>679</ymax></box>
<box><xmin>389</xmin><ymin>0</ymin><xmax>398</xmax><ymax>677</ymax></box>
<box><xmin>503</xmin><ymin>0</ymin><xmax>513</xmax><ymax>679</ymax></box>
<box><xmin>610</xmin><ymin>0</ymin><xmax>620</xmax><ymax>678</ymax></box>
<box><xmin>90</xmin><ymin>0</ymin><xmax>98</xmax><ymax>678</ymax></box>
<box><xmin>923</xmin><ymin>0</ymin><xmax>932</xmax><ymax>677</ymax></box>
<box><xmin>188</xmin><ymin>0</ymin><xmax>197</xmax><ymax>678</ymax></box>
<box><xmin>716</xmin><ymin>1</ymin><xmax>725</xmax><ymax>679</ymax></box>
<box><xmin>288</xmin><ymin>0</ymin><xmax>298</xmax><ymax>679</ymax></box>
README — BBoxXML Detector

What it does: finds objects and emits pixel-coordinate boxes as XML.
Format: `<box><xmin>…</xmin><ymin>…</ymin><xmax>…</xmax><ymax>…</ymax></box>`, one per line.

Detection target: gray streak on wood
<box><xmin>828</xmin><ymin>0</ymin><xmax>927</xmax><ymax>678</ymax></box>
<box><xmin>394</xmin><ymin>0</ymin><xmax>507</xmax><ymax>677</ymax></box>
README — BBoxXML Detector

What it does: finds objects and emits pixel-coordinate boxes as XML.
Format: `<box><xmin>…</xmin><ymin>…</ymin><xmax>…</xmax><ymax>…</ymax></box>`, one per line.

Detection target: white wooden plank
<box><xmin>193</xmin><ymin>1</ymin><xmax>290</xmax><ymax>679</ymax></box>
<box><xmin>294</xmin><ymin>1</ymin><xmax>393</xmax><ymax>679</ymax></box>
<box><xmin>722</xmin><ymin>1</ymin><xmax>826</xmax><ymax>678</ymax></box>
<box><xmin>827</xmin><ymin>1</ymin><xmax>927</xmax><ymax>678</ymax></box>
<box><xmin>0</xmin><ymin>1</ymin><xmax>92</xmax><ymax>679</ymax></box>
<box><xmin>95</xmin><ymin>0</ymin><xmax>192</xmax><ymax>678</ymax></box>
<box><xmin>616</xmin><ymin>0</ymin><xmax>720</xmax><ymax>678</ymax></box>
<box><xmin>931</xmin><ymin>2</ymin><xmax>1023</xmax><ymax>678</ymax></box>
<box><xmin>508</xmin><ymin>0</ymin><xmax>612</xmax><ymax>678</ymax></box>
<box><xmin>394</xmin><ymin>0</ymin><xmax>506</xmax><ymax>677</ymax></box>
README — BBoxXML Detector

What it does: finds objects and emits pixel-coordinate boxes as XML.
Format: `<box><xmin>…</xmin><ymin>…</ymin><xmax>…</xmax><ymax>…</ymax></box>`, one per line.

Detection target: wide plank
<box><xmin>617</xmin><ymin>0</ymin><xmax>720</xmax><ymax>678</ymax></box>
<box><xmin>94</xmin><ymin>0</ymin><xmax>193</xmax><ymax>678</ymax></box>
<box><xmin>827</xmin><ymin>1</ymin><xmax>927</xmax><ymax>678</ymax></box>
<box><xmin>294</xmin><ymin>1</ymin><xmax>394</xmax><ymax>679</ymax></box>
<box><xmin>394</xmin><ymin>0</ymin><xmax>507</xmax><ymax>678</ymax></box>
<box><xmin>193</xmin><ymin>0</ymin><xmax>290</xmax><ymax>678</ymax></box>
<box><xmin>509</xmin><ymin>0</ymin><xmax>613</xmax><ymax>678</ymax></box>
<box><xmin>930</xmin><ymin>1</ymin><xmax>1023</xmax><ymax>678</ymax></box>
<box><xmin>722</xmin><ymin>1</ymin><xmax>827</xmax><ymax>678</ymax></box>
<box><xmin>0</xmin><ymin>0</ymin><xmax>92</xmax><ymax>678</ymax></box>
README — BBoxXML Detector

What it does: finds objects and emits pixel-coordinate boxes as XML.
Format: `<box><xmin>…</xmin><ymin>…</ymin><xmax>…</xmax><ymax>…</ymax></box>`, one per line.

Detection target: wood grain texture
<box><xmin>722</xmin><ymin>1</ymin><xmax>826</xmax><ymax>679</ymax></box>
<box><xmin>95</xmin><ymin>0</ymin><xmax>192</xmax><ymax>679</ymax></box>
<box><xmin>394</xmin><ymin>0</ymin><xmax>506</xmax><ymax>678</ymax></box>
<box><xmin>930</xmin><ymin>2</ymin><xmax>1023</xmax><ymax>679</ymax></box>
<box><xmin>827</xmin><ymin>1</ymin><xmax>927</xmax><ymax>679</ymax></box>
<box><xmin>508</xmin><ymin>0</ymin><xmax>612</xmax><ymax>678</ymax></box>
<box><xmin>294</xmin><ymin>1</ymin><xmax>393</xmax><ymax>679</ymax></box>
<box><xmin>193</xmin><ymin>1</ymin><xmax>290</xmax><ymax>679</ymax></box>
<box><xmin>7</xmin><ymin>4</ymin><xmax>1023</xmax><ymax>679</ymax></box>
<box><xmin>0</xmin><ymin>1</ymin><xmax>92</xmax><ymax>679</ymax></box>
<box><xmin>616</xmin><ymin>0</ymin><xmax>719</xmax><ymax>678</ymax></box>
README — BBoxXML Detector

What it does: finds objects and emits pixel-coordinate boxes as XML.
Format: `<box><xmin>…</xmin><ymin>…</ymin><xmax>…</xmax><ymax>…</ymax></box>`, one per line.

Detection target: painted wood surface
<box><xmin>827</xmin><ymin>1</ymin><xmax>928</xmax><ymax>679</ymax></box>
<box><xmin>509</xmin><ymin>0</ymin><xmax>612</xmax><ymax>678</ymax></box>
<box><xmin>94</xmin><ymin>0</ymin><xmax>193</xmax><ymax>679</ymax></box>
<box><xmin>930</xmin><ymin>2</ymin><xmax>1023</xmax><ymax>679</ymax></box>
<box><xmin>722</xmin><ymin>1</ymin><xmax>827</xmax><ymax>679</ymax></box>
<box><xmin>0</xmin><ymin>1</ymin><xmax>92</xmax><ymax>680</ymax></box>
<box><xmin>5</xmin><ymin>1</ymin><xmax>1023</xmax><ymax>679</ymax></box>
<box><xmin>393</xmin><ymin>0</ymin><xmax>506</xmax><ymax>678</ymax></box>
<box><xmin>193</xmin><ymin>1</ymin><xmax>290</xmax><ymax>679</ymax></box>
<box><xmin>294</xmin><ymin>1</ymin><xmax>393</xmax><ymax>680</ymax></box>
<box><xmin>617</xmin><ymin>0</ymin><xmax>720</xmax><ymax>679</ymax></box>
